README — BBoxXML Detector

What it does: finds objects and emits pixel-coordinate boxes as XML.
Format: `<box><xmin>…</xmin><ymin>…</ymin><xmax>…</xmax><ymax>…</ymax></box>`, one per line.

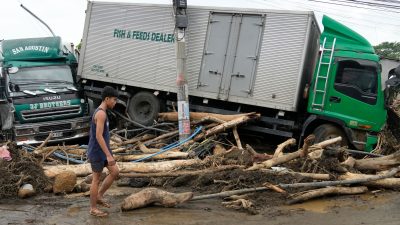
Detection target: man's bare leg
<box><xmin>98</xmin><ymin>164</ymin><xmax>119</xmax><ymax>201</ymax></box>
<box><xmin>90</xmin><ymin>171</ymin><xmax>107</xmax><ymax>216</ymax></box>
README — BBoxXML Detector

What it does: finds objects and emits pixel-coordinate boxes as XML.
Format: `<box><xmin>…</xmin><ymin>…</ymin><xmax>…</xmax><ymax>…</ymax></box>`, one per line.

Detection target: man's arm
<box><xmin>95</xmin><ymin>110</ymin><xmax>115</xmax><ymax>165</ymax></box>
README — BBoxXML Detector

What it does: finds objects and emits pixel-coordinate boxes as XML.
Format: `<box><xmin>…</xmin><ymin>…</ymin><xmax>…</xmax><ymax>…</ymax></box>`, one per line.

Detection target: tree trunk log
<box><xmin>119</xmin><ymin>165</ymin><xmax>243</xmax><ymax>178</ymax></box>
<box><xmin>114</xmin><ymin>152</ymin><xmax>188</xmax><ymax>161</ymax></box>
<box><xmin>43</xmin><ymin>159</ymin><xmax>201</xmax><ymax>178</ymax></box>
<box><xmin>205</xmin><ymin>114</ymin><xmax>259</xmax><ymax>137</ymax></box>
<box><xmin>339</xmin><ymin>172</ymin><xmax>400</xmax><ymax>189</ymax></box>
<box><xmin>158</xmin><ymin>112</ymin><xmax>255</xmax><ymax>122</ymax></box>
<box><xmin>343</xmin><ymin>152</ymin><xmax>400</xmax><ymax>171</ymax></box>
<box><xmin>121</xmin><ymin>188</ymin><xmax>193</xmax><ymax>210</ymax></box>
<box><xmin>287</xmin><ymin>186</ymin><xmax>368</xmax><ymax>204</ymax></box>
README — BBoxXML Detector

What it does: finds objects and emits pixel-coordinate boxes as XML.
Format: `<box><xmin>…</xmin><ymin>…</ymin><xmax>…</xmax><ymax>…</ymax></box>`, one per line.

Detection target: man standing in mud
<box><xmin>88</xmin><ymin>86</ymin><xmax>119</xmax><ymax>217</ymax></box>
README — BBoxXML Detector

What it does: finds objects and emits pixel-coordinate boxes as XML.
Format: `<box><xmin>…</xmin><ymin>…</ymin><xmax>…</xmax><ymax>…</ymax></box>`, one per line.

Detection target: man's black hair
<box><xmin>101</xmin><ymin>86</ymin><xmax>119</xmax><ymax>101</ymax></box>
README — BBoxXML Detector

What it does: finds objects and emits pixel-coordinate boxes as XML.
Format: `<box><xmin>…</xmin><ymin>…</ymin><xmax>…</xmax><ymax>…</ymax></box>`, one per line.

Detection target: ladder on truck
<box><xmin>311</xmin><ymin>37</ymin><xmax>336</xmax><ymax>111</ymax></box>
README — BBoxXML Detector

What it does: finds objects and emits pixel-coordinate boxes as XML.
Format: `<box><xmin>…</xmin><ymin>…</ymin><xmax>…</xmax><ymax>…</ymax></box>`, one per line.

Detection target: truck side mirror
<box><xmin>395</xmin><ymin>65</ymin><xmax>400</xmax><ymax>77</ymax></box>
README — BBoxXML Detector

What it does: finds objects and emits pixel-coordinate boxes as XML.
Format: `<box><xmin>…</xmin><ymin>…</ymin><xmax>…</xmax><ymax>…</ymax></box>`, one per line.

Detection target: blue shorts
<box><xmin>90</xmin><ymin>160</ymin><xmax>108</xmax><ymax>173</ymax></box>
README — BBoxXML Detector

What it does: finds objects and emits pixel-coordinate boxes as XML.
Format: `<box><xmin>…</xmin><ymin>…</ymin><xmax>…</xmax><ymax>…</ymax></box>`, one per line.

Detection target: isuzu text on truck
<box><xmin>78</xmin><ymin>1</ymin><xmax>388</xmax><ymax>151</ymax></box>
<box><xmin>0</xmin><ymin>37</ymin><xmax>90</xmax><ymax>144</ymax></box>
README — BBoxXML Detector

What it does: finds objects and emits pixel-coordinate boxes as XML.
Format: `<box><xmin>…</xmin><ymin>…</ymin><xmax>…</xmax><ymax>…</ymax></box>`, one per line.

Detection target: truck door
<box><xmin>223</xmin><ymin>14</ymin><xmax>263</xmax><ymax>99</ymax></box>
<box><xmin>197</xmin><ymin>13</ymin><xmax>233</xmax><ymax>95</ymax></box>
<box><xmin>198</xmin><ymin>13</ymin><xmax>263</xmax><ymax>99</ymax></box>
<box><xmin>323</xmin><ymin>59</ymin><xmax>386</xmax><ymax>130</ymax></box>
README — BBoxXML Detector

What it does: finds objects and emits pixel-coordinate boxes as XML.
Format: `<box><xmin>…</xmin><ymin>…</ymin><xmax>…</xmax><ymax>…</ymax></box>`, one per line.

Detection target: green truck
<box><xmin>306</xmin><ymin>16</ymin><xmax>387</xmax><ymax>151</ymax></box>
<box><xmin>0</xmin><ymin>36</ymin><xmax>90</xmax><ymax>145</ymax></box>
<box><xmin>79</xmin><ymin>2</ymin><xmax>391</xmax><ymax>151</ymax></box>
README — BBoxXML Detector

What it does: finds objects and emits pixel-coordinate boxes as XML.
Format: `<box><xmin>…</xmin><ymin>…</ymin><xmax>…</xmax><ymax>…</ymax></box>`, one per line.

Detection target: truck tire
<box><xmin>128</xmin><ymin>92</ymin><xmax>160</xmax><ymax>126</ymax></box>
<box><xmin>312</xmin><ymin>124</ymin><xmax>348</xmax><ymax>146</ymax></box>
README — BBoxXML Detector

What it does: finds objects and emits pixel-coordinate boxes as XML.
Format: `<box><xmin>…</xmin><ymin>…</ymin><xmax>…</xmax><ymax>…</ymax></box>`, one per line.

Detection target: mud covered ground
<box><xmin>2</xmin><ymin>130</ymin><xmax>400</xmax><ymax>224</ymax></box>
<box><xmin>2</xmin><ymin>185</ymin><xmax>400</xmax><ymax>225</ymax></box>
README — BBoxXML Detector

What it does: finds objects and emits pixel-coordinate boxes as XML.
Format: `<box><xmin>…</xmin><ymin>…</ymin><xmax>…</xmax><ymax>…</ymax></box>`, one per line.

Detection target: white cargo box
<box><xmin>78</xmin><ymin>1</ymin><xmax>320</xmax><ymax>112</ymax></box>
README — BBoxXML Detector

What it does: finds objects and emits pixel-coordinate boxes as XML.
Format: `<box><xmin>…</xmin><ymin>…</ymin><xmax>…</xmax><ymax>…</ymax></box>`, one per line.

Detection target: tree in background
<box><xmin>76</xmin><ymin>42</ymin><xmax>82</xmax><ymax>51</ymax></box>
<box><xmin>374</xmin><ymin>42</ymin><xmax>400</xmax><ymax>60</ymax></box>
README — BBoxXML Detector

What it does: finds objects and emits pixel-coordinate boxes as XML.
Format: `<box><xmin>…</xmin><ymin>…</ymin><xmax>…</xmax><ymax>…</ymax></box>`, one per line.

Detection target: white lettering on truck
<box><xmin>11</xmin><ymin>46</ymin><xmax>50</xmax><ymax>55</ymax></box>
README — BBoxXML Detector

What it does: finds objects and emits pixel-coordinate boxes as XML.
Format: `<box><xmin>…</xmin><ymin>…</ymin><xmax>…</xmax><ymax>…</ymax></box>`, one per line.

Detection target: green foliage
<box><xmin>76</xmin><ymin>42</ymin><xmax>81</xmax><ymax>50</ymax></box>
<box><xmin>374</xmin><ymin>42</ymin><xmax>400</xmax><ymax>60</ymax></box>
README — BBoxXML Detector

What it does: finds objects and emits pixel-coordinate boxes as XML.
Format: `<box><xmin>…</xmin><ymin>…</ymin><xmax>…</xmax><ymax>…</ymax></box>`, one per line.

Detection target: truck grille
<box><xmin>39</xmin><ymin>123</ymin><xmax>72</xmax><ymax>132</ymax></box>
<box><xmin>21</xmin><ymin>105</ymin><xmax>81</xmax><ymax>121</ymax></box>
<box><xmin>34</xmin><ymin>131</ymin><xmax>76</xmax><ymax>141</ymax></box>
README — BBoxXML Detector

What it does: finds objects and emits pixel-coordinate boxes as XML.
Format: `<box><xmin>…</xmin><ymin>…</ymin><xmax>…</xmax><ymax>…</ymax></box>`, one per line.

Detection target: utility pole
<box><xmin>173</xmin><ymin>0</ymin><xmax>190</xmax><ymax>140</ymax></box>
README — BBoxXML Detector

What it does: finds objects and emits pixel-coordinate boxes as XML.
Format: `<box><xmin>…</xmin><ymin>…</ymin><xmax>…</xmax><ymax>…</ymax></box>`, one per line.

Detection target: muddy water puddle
<box><xmin>44</xmin><ymin>199</ymin><xmax>263</xmax><ymax>225</ymax></box>
<box><xmin>282</xmin><ymin>192</ymin><xmax>391</xmax><ymax>213</ymax></box>
<box><xmin>1</xmin><ymin>190</ymin><xmax>399</xmax><ymax>225</ymax></box>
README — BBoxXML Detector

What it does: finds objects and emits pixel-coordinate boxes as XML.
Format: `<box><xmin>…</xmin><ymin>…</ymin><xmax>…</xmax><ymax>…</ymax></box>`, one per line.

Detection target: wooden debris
<box><xmin>138</xmin><ymin>142</ymin><xmax>163</xmax><ymax>154</ymax></box>
<box><xmin>246</xmin><ymin>136</ymin><xmax>342</xmax><ymax>170</ymax></box>
<box><xmin>114</xmin><ymin>151</ymin><xmax>188</xmax><ymax>161</ymax></box>
<box><xmin>43</xmin><ymin>159</ymin><xmax>202</xmax><ymax>178</ymax></box>
<box><xmin>287</xmin><ymin>186</ymin><xmax>368</xmax><ymax>204</ymax></box>
<box><xmin>117</xmin><ymin>134</ymin><xmax>155</xmax><ymax>147</ymax></box>
<box><xmin>34</xmin><ymin>132</ymin><xmax>53</xmax><ymax>154</ymax></box>
<box><xmin>261</xmin><ymin>169</ymin><xmax>331</xmax><ymax>180</ymax></box>
<box><xmin>339</xmin><ymin>172</ymin><xmax>400</xmax><ymax>189</ymax></box>
<box><xmin>273</xmin><ymin>138</ymin><xmax>296</xmax><ymax>158</ymax></box>
<box><xmin>246</xmin><ymin>144</ymin><xmax>272</xmax><ymax>162</ymax></box>
<box><xmin>53</xmin><ymin>171</ymin><xmax>77</xmax><ymax>194</ymax></box>
<box><xmin>263</xmin><ymin>182</ymin><xmax>286</xmax><ymax>194</ymax></box>
<box><xmin>159</xmin><ymin>112</ymin><xmax>256</xmax><ymax>122</ymax></box>
<box><xmin>342</xmin><ymin>152</ymin><xmax>400</xmax><ymax>171</ymax></box>
<box><xmin>213</xmin><ymin>144</ymin><xmax>227</xmax><ymax>155</ymax></box>
<box><xmin>232</xmin><ymin>127</ymin><xmax>243</xmax><ymax>150</ymax></box>
<box><xmin>119</xmin><ymin>165</ymin><xmax>243</xmax><ymax>178</ymax></box>
<box><xmin>205</xmin><ymin>113</ymin><xmax>259</xmax><ymax>137</ymax></box>
<box><xmin>192</xmin><ymin>116</ymin><xmax>226</xmax><ymax>125</ymax></box>
<box><xmin>300</xmin><ymin>135</ymin><xmax>315</xmax><ymax>157</ymax></box>
<box><xmin>222</xmin><ymin>198</ymin><xmax>255</xmax><ymax>211</ymax></box>
<box><xmin>192</xmin><ymin>187</ymin><xmax>270</xmax><ymax>201</ymax></box>
<box><xmin>121</xmin><ymin>188</ymin><xmax>193</xmax><ymax>210</ymax></box>
<box><xmin>278</xmin><ymin>166</ymin><xmax>400</xmax><ymax>189</ymax></box>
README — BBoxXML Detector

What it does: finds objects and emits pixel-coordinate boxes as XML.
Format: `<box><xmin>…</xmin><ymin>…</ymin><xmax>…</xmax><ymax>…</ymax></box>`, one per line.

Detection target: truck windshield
<box><xmin>9</xmin><ymin>65</ymin><xmax>74</xmax><ymax>85</ymax></box>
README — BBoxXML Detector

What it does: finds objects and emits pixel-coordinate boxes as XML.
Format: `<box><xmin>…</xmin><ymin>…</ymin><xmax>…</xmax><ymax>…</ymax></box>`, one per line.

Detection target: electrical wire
<box><xmin>131</xmin><ymin>126</ymin><xmax>203</xmax><ymax>162</ymax></box>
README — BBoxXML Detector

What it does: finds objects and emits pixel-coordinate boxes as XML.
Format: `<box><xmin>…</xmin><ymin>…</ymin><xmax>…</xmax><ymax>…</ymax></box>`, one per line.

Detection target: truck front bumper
<box><xmin>14</xmin><ymin>116</ymin><xmax>91</xmax><ymax>145</ymax></box>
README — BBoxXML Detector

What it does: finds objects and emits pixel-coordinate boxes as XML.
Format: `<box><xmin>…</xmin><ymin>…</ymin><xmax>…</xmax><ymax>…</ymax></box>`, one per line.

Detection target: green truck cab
<box><xmin>0</xmin><ymin>36</ymin><xmax>90</xmax><ymax>145</ymax></box>
<box><xmin>306</xmin><ymin>16</ymin><xmax>386</xmax><ymax>151</ymax></box>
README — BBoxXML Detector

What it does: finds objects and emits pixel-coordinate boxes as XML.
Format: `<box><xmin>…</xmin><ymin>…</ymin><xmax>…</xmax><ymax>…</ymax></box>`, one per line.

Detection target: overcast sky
<box><xmin>1</xmin><ymin>0</ymin><xmax>399</xmax><ymax>46</ymax></box>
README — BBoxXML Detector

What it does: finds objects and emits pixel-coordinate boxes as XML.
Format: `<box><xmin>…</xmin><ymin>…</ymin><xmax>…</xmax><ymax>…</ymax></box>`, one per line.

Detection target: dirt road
<box><xmin>2</xmin><ymin>186</ymin><xmax>400</xmax><ymax>225</ymax></box>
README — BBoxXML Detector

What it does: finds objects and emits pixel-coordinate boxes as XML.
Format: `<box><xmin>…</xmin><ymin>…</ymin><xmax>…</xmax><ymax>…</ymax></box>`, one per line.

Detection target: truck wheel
<box><xmin>128</xmin><ymin>92</ymin><xmax>160</xmax><ymax>126</ymax></box>
<box><xmin>312</xmin><ymin>124</ymin><xmax>348</xmax><ymax>146</ymax></box>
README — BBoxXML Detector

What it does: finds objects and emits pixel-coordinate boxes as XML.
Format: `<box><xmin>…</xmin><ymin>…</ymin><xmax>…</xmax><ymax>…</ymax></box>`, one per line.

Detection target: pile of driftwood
<box><xmin>33</xmin><ymin>111</ymin><xmax>400</xmax><ymax>214</ymax></box>
<box><xmin>0</xmin><ymin>142</ymin><xmax>51</xmax><ymax>198</ymax></box>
